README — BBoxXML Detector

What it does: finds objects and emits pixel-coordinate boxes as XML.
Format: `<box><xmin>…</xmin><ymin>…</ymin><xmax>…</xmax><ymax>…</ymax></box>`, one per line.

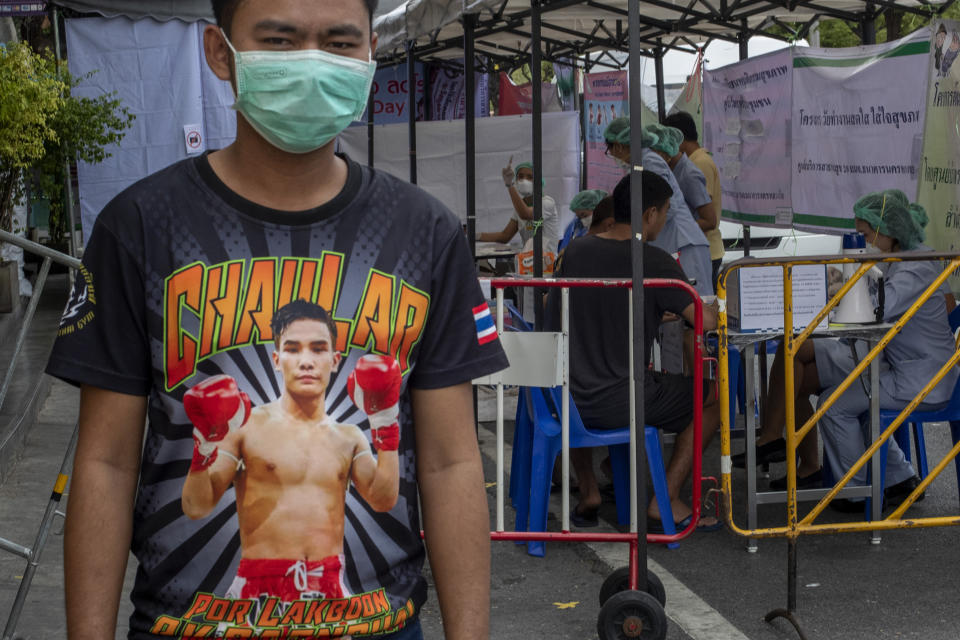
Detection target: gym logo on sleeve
<box><xmin>162</xmin><ymin>254</ymin><xmax>431</xmax><ymax>390</ymax></box>
<box><xmin>57</xmin><ymin>265</ymin><xmax>96</xmax><ymax>337</ymax></box>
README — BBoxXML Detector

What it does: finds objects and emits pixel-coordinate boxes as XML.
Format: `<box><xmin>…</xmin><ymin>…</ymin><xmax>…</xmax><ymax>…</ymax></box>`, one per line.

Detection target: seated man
<box><xmin>586</xmin><ymin>195</ymin><xmax>615</xmax><ymax>236</ymax></box>
<box><xmin>547</xmin><ymin>171</ymin><xmax>721</xmax><ymax>530</ymax></box>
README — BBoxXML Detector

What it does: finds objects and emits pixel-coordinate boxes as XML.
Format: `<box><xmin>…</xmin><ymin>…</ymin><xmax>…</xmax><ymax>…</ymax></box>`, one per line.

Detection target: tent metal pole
<box><xmin>628</xmin><ymin>0</ymin><xmax>649</xmax><ymax>595</ymax></box>
<box><xmin>52</xmin><ymin>7</ymin><xmax>78</xmax><ymax>258</ymax></box>
<box><xmin>654</xmin><ymin>40</ymin><xmax>666</xmax><ymax>120</ymax></box>
<box><xmin>367</xmin><ymin>87</ymin><xmax>375</xmax><ymax>168</ymax></box>
<box><xmin>738</xmin><ymin>27</ymin><xmax>751</xmax><ymax>257</ymax></box>
<box><xmin>407</xmin><ymin>41</ymin><xmax>417</xmax><ymax>185</ymax></box>
<box><xmin>579</xmin><ymin>58</ymin><xmax>587</xmax><ymax>191</ymax></box>
<box><xmin>532</xmin><ymin>0</ymin><xmax>544</xmax><ymax>330</ymax></box>
<box><xmin>862</xmin><ymin>4</ymin><xmax>877</xmax><ymax>44</ymax></box>
<box><xmin>465</xmin><ymin>15</ymin><xmax>478</xmax><ymax>255</ymax></box>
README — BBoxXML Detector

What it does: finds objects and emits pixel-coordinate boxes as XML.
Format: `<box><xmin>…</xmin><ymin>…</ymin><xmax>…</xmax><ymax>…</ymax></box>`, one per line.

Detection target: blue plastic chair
<box><xmin>869</xmin><ymin>376</ymin><xmax>960</xmax><ymax>512</ymax></box>
<box><xmin>511</xmin><ymin>386</ymin><xmax>677</xmax><ymax>557</ymax></box>
<box><xmin>867</xmin><ymin>308</ymin><xmax>960</xmax><ymax>511</ymax></box>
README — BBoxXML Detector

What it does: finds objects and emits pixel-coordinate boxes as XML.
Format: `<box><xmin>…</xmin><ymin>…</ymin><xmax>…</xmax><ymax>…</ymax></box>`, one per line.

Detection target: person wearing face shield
<box><xmin>604</xmin><ymin>118</ymin><xmax>713</xmax><ymax>297</ymax></box>
<box><xmin>479</xmin><ymin>159</ymin><xmax>560</xmax><ymax>252</ymax></box>
<box><xmin>734</xmin><ymin>190</ymin><xmax>957</xmax><ymax>512</ymax></box>
<box><xmin>44</xmin><ymin>1</ymin><xmax>508</xmax><ymax>639</ymax></box>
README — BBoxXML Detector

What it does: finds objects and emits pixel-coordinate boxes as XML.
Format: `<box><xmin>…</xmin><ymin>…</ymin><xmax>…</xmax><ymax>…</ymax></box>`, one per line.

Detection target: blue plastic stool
<box><xmin>866</xmin><ymin>380</ymin><xmax>960</xmax><ymax>514</ymax></box>
<box><xmin>513</xmin><ymin>386</ymin><xmax>677</xmax><ymax>557</ymax></box>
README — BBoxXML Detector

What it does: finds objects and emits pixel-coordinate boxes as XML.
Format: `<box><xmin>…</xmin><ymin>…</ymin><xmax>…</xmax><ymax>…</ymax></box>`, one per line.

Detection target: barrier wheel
<box><xmin>597</xmin><ymin>590</ymin><xmax>667</xmax><ymax>640</ymax></box>
<box><xmin>599</xmin><ymin>567</ymin><xmax>666</xmax><ymax>607</ymax></box>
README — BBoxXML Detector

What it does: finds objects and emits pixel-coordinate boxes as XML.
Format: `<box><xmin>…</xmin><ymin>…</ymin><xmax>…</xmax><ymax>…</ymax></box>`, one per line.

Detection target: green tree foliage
<box><xmin>0</xmin><ymin>41</ymin><xmax>134</xmax><ymax>243</ymax></box>
<box><xmin>771</xmin><ymin>3</ymin><xmax>960</xmax><ymax>47</ymax></box>
<box><xmin>0</xmin><ymin>42</ymin><xmax>63</xmax><ymax>233</ymax></box>
<box><xmin>33</xmin><ymin>66</ymin><xmax>135</xmax><ymax>243</ymax></box>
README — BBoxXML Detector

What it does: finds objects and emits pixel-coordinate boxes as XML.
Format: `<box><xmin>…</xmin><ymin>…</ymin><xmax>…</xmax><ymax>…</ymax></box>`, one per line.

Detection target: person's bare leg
<box><xmin>794</xmin><ymin>396</ymin><xmax>821</xmax><ymax>477</ymax></box>
<box><xmin>648</xmin><ymin>392</ymin><xmax>720</xmax><ymax>523</ymax></box>
<box><xmin>758</xmin><ymin>340</ymin><xmax>819</xmax><ymax>446</ymax></box>
<box><xmin>570</xmin><ymin>447</ymin><xmax>601</xmax><ymax>512</ymax></box>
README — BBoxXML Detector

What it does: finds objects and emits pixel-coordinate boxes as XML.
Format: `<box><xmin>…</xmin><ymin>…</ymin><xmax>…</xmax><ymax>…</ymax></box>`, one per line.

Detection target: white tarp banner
<box><xmin>790</xmin><ymin>32</ymin><xmax>929</xmax><ymax>233</ymax></box>
<box><xmin>66</xmin><ymin>16</ymin><xmax>236</xmax><ymax>240</ymax></box>
<box><xmin>917</xmin><ymin>20</ymin><xmax>960</xmax><ymax>292</ymax></box>
<box><xmin>703</xmin><ymin>49</ymin><xmax>793</xmax><ymax>226</ymax></box>
<box><xmin>337</xmin><ymin>111</ymin><xmax>582</xmax><ymax>237</ymax></box>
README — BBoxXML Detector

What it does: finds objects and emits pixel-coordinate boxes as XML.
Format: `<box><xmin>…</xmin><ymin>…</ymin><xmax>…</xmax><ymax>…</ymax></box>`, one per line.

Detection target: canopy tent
<box><xmin>374</xmin><ymin>0</ymin><xmax>956</xmax><ymax>68</ymax></box>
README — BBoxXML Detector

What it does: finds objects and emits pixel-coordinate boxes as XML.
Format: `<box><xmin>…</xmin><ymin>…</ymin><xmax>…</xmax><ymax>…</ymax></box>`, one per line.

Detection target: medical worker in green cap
<box><xmin>736</xmin><ymin>190</ymin><xmax>956</xmax><ymax>511</ymax></box>
<box><xmin>479</xmin><ymin>158</ymin><xmax>560</xmax><ymax>250</ymax></box>
<box><xmin>604</xmin><ymin>117</ymin><xmax>713</xmax><ymax>296</ymax></box>
<box><xmin>647</xmin><ymin>123</ymin><xmax>719</xmax><ymax>288</ymax></box>
<box><xmin>559</xmin><ymin>189</ymin><xmax>607</xmax><ymax>252</ymax></box>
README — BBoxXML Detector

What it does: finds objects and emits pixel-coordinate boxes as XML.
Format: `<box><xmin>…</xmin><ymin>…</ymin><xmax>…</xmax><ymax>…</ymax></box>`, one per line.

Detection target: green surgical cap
<box><xmin>569</xmin><ymin>189</ymin><xmax>608</xmax><ymax>212</ymax></box>
<box><xmin>852</xmin><ymin>189</ymin><xmax>927</xmax><ymax>250</ymax></box>
<box><xmin>604</xmin><ymin>117</ymin><xmax>661</xmax><ymax>148</ymax></box>
<box><xmin>646</xmin><ymin>123</ymin><xmax>680</xmax><ymax>158</ymax></box>
<box><xmin>604</xmin><ymin>117</ymin><xmax>631</xmax><ymax>144</ymax></box>
<box><xmin>514</xmin><ymin>161</ymin><xmax>546</xmax><ymax>187</ymax></box>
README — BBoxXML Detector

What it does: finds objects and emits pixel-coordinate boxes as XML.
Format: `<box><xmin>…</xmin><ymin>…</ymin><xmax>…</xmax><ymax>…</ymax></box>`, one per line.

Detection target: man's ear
<box><xmin>203</xmin><ymin>24</ymin><xmax>233</xmax><ymax>84</ymax></box>
<box><xmin>272</xmin><ymin>348</ymin><xmax>280</xmax><ymax>371</ymax></box>
<box><xmin>370</xmin><ymin>31</ymin><xmax>378</xmax><ymax>59</ymax></box>
<box><xmin>332</xmin><ymin>352</ymin><xmax>342</xmax><ymax>373</ymax></box>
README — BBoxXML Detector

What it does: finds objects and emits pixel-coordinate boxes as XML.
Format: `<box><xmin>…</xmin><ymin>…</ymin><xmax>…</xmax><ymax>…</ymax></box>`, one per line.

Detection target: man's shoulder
<box><xmin>562</xmin><ymin>236</ymin><xmax>629</xmax><ymax>270</ymax></box>
<box><xmin>95</xmin><ymin>157</ymin><xmax>199</xmax><ymax>230</ymax></box>
<box><xmin>689</xmin><ymin>148</ymin><xmax>719</xmax><ymax>172</ymax></box>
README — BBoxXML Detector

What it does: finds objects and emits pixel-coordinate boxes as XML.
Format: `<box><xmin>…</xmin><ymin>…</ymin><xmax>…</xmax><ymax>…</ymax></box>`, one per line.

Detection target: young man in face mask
<box><xmin>46</xmin><ymin>1</ymin><xmax>508</xmax><ymax>639</ymax></box>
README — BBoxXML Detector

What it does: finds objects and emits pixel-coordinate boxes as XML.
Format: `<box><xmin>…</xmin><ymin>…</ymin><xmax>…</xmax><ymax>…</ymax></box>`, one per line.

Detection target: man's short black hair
<box><xmin>211</xmin><ymin>0</ymin><xmax>380</xmax><ymax>35</ymax></box>
<box><xmin>662</xmin><ymin>111</ymin><xmax>698</xmax><ymax>142</ymax></box>
<box><xmin>590</xmin><ymin>196</ymin><xmax>615</xmax><ymax>229</ymax></box>
<box><xmin>612</xmin><ymin>171</ymin><xmax>673</xmax><ymax>224</ymax></box>
<box><xmin>271</xmin><ymin>299</ymin><xmax>338</xmax><ymax>347</ymax></box>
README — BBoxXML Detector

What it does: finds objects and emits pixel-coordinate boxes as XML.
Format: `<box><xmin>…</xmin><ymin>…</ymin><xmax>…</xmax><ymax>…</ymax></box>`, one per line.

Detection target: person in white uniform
<box><xmin>603</xmin><ymin>117</ymin><xmax>713</xmax><ymax>296</ymax></box>
<box><xmin>734</xmin><ymin>189</ymin><xmax>957</xmax><ymax>511</ymax></box>
<box><xmin>479</xmin><ymin>159</ymin><xmax>560</xmax><ymax>249</ymax></box>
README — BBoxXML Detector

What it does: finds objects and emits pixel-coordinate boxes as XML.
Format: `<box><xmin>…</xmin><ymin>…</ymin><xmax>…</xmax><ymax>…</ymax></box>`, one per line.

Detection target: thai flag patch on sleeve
<box><xmin>473</xmin><ymin>303</ymin><xmax>498</xmax><ymax>345</ymax></box>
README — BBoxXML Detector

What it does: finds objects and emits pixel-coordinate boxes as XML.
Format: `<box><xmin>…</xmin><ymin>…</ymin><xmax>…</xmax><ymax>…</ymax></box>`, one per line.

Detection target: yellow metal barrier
<box><xmin>715</xmin><ymin>251</ymin><xmax>960</xmax><ymax>638</ymax></box>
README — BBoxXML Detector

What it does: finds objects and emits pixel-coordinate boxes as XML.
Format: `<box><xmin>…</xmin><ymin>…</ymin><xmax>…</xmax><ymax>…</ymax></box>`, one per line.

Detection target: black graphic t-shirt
<box><xmin>46</xmin><ymin>153</ymin><xmax>508</xmax><ymax>639</ymax></box>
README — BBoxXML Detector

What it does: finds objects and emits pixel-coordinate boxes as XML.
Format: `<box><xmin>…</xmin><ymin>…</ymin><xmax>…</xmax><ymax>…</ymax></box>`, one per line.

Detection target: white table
<box><xmin>730</xmin><ymin>323</ymin><xmax>893</xmax><ymax>551</ymax></box>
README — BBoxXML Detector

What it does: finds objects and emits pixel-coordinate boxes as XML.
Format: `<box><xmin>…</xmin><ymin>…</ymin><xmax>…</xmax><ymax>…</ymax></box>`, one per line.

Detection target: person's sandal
<box><xmin>732</xmin><ymin>438</ymin><xmax>787</xmax><ymax>468</ymax></box>
<box><xmin>571</xmin><ymin>504</ymin><xmax>599</xmax><ymax>527</ymax></box>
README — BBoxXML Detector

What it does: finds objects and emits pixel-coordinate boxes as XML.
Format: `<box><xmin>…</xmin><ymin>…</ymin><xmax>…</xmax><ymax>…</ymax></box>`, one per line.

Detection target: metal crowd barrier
<box><xmin>715</xmin><ymin>251</ymin><xmax>960</xmax><ymax>640</ymax></box>
<box><xmin>0</xmin><ymin>228</ymin><xmax>81</xmax><ymax>640</ymax></box>
<box><xmin>475</xmin><ymin>276</ymin><xmax>707</xmax><ymax>640</ymax></box>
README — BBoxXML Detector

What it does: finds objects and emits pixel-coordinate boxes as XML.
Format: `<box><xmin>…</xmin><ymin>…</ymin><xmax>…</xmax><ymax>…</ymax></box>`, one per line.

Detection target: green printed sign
<box><xmin>917</xmin><ymin>20</ymin><xmax>960</xmax><ymax>293</ymax></box>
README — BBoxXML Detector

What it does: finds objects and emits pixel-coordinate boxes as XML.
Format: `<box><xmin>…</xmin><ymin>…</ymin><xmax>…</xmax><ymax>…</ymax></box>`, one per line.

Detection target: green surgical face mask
<box><xmin>223</xmin><ymin>32</ymin><xmax>377</xmax><ymax>154</ymax></box>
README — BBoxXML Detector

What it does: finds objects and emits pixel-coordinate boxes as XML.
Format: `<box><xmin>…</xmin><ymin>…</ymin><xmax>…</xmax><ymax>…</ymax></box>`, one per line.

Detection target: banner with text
<box><xmin>918</xmin><ymin>20</ymin><xmax>960</xmax><ymax>291</ymax></box>
<box><xmin>498</xmin><ymin>74</ymin><xmax>563</xmax><ymax>115</ymax></box>
<box><xmin>703</xmin><ymin>49</ymin><xmax>793</xmax><ymax>226</ymax></box>
<box><xmin>791</xmin><ymin>32</ymin><xmax>929</xmax><ymax>232</ymax></box>
<box><xmin>584</xmin><ymin>71</ymin><xmax>630</xmax><ymax>194</ymax></box>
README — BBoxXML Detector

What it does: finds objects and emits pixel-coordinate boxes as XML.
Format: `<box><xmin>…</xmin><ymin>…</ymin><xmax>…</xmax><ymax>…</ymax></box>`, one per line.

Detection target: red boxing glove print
<box><xmin>184</xmin><ymin>374</ymin><xmax>251</xmax><ymax>471</ymax></box>
<box><xmin>347</xmin><ymin>355</ymin><xmax>402</xmax><ymax>451</ymax></box>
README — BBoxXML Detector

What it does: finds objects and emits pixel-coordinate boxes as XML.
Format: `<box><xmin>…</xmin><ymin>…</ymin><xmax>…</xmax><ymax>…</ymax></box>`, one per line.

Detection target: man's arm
<box><xmin>412</xmin><ymin>382</ymin><xmax>489</xmax><ymax>640</ymax></box>
<box><xmin>181</xmin><ymin>429</ymin><xmax>242</xmax><ymax>519</ymax></box>
<box><xmin>694</xmin><ymin>202</ymin><xmax>718</xmax><ymax>233</ymax></box>
<box><xmin>478</xmin><ymin>219</ymin><xmax>518</xmax><ymax>244</ymax></box>
<box><xmin>681</xmin><ymin>300</ymin><xmax>718</xmax><ymax>331</ymax></box>
<box><xmin>350</xmin><ymin>431</ymin><xmax>400</xmax><ymax>512</ymax></box>
<box><xmin>65</xmin><ymin>385</ymin><xmax>146</xmax><ymax>640</ymax></box>
<box><xmin>508</xmin><ymin>186</ymin><xmax>535</xmax><ymax>220</ymax></box>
